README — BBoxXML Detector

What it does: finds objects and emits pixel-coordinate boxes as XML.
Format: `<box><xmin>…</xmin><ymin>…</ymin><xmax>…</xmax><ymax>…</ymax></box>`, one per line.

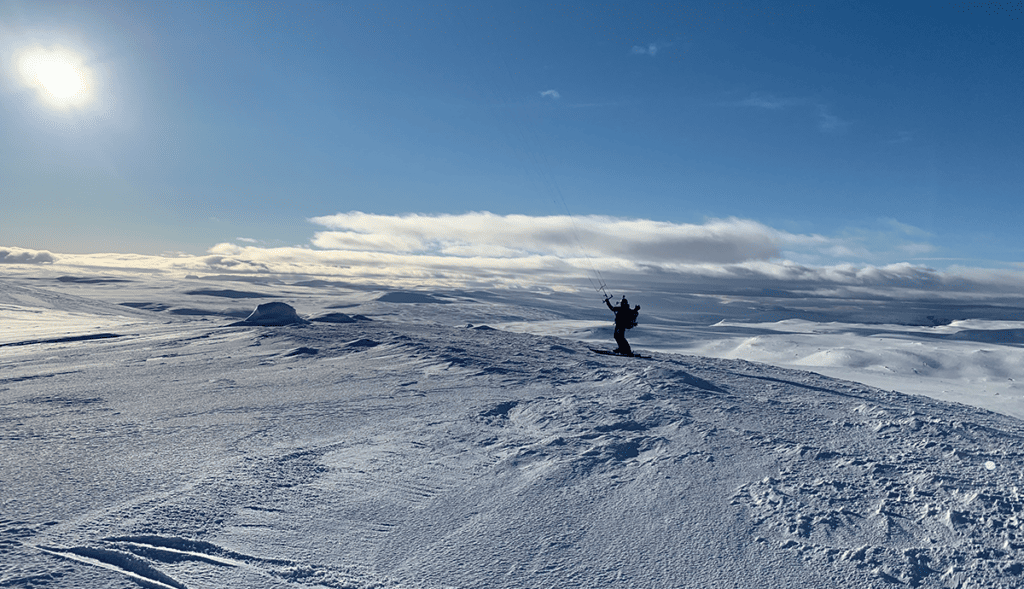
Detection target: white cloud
<box><xmin>736</xmin><ymin>94</ymin><xmax>849</xmax><ymax>133</ymax></box>
<box><xmin>290</xmin><ymin>212</ymin><xmax>950</xmax><ymax>293</ymax></box>
<box><xmin>540</xmin><ymin>89</ymin><xmax>560</xmax><ymax>99</ymax></box>
<box><xmin>798</xmin><ymin>220</ymin><xmax>935</xmax><ymax>265</ymax></box>
<box><xmin>880</xmin><ymin>218</ymin><xmax>930</xmax><ymax>238</ymax></box>
<box><xmin>888</xmin><ymin>131</ymin><xmax>914</xmax><ymax>144</ymax></box>
<box><xmin>0</xmin><ymin>247</ymin><xmax>56</xmax><ymax>264</ymax></box>
<box><xmin>737</xmin><ymin>94</ymin><xmax>800</xmax><ymax>110</ymax></box>
<box><xmin>302</xmin><ymin>212</ymin><xmax>942</xmax><ymax>271</ymax></box>
<box><xmin>17</xmin><ymin>213</ymin><xmax>1020</xmax><ymax>304</ymax></box>
<box><xmin>567</xmin><ymin>101</ymin><xmax>621</xmax><ymax>109</ymax></box>
<box><xmin>26</xmin><ymin>244</ymin><xmax>1024</xmax><ymax>305</ymax></box>
<box><xmin>631</xmin><ymin>43</ymin><xmax>659</xmax><ymax>56</ymax></box>
<box><xmin>308</xmin><ymin>212</ymin><xmax>817</xmax><ymax>265</ymax></box>
<box><xmin>816</xmin><ymin>104</ymin><xmax>848</xmax><ymax>132</ymax></box>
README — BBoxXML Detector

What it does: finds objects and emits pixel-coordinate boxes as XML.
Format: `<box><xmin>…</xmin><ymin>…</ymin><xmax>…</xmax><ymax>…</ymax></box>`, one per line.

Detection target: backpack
<box><xmin>625</xmin><ymin>306</ymin><xmax>639</xmax><ymax>329</ymax></box>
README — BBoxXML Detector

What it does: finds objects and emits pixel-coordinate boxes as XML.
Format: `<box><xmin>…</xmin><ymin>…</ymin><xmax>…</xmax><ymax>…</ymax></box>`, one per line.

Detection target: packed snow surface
<box><xmin>4</xmin><ymin>271</ymin><xmax>1024</xmax><ymax>588</ymax></box>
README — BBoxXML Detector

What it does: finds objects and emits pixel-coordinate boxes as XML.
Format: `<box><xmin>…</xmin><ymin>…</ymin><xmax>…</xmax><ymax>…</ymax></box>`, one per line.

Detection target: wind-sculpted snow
<box><xmin>232</xmin><ymin>302</ymin><xmax>307</xmax><ymax>326</ymax></box>
<box><xmin>56</xmin><ymin>275</ymin><xmax>131</xmax><ymax>284</ymax></box>
<box><xmin>718</xmin><ymin>370</ymin><xmax>1024</xmax><ymax>587</ymax></box>
<box><xmin>309</xmin><ymin>312</ymin><xmax>370</xmax><ymax>324</ymax></box>
<box><xmin>376</xmin><ymin>291</ymin><xmax>450</xmax><ymax>304</ymax></box>
<box><xmin>0</xmin><ymin>332</ymin><xmax>123</xmax><ymax>348</ymax></box>
<box><xmin>184</xmin><ymin>288</ymin><xmax>271</xmax><ymax>299</ymax></box>
<box><xmin>6</xmin><ymin>283</ymin><xmax>1024</xmax><ymax>587</ymax></box>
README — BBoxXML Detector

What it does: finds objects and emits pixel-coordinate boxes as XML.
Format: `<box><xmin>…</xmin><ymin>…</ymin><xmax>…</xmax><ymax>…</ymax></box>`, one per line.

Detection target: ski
<box><xmin>589</xmin><ymin>348</ymin><xmax>651</xmax><ymax>359</ymax></box>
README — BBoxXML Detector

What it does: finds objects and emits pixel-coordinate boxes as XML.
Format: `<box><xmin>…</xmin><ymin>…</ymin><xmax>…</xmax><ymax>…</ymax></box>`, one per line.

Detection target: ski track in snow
<box><xmin>4</xmin><ymin>276</ymin><xmax>1024</xmax><ymax>587</ymax></box>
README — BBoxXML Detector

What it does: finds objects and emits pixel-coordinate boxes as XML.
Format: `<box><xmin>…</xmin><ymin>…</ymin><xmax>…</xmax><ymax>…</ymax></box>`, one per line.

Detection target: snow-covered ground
<box><xmin>4</xmin><ymin>267</ymin><xmax>1024</xmax><ymax>587</ymax></box>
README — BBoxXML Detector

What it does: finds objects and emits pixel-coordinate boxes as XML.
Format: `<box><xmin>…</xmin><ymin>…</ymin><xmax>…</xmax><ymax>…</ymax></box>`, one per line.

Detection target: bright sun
<box><xmin>17</xmin><ymin>45</ymin><xmax>92</xmax><ymax>107</ymax></box>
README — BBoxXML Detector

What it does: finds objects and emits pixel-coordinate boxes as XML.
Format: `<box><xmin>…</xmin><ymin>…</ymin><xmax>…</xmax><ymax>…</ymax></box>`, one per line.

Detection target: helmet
<box><xmin>620</xmin><ymin>297</ymin><xmax>628</xmax><ymax>305</ymax></box>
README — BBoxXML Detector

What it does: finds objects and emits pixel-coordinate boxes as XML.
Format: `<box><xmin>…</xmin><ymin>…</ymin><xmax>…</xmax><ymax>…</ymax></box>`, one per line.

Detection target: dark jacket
<box><xmin>605</xmin><ymin>299</ymin><xmax>637</xmax><ymax>328</ymax></box>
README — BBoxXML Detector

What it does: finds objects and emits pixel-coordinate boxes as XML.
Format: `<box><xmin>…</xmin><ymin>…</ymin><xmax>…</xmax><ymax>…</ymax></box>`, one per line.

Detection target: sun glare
<box><xmin>17</xmin><ymin>45</ymin><xmax>92</xmax><ymax>107</ymax></box>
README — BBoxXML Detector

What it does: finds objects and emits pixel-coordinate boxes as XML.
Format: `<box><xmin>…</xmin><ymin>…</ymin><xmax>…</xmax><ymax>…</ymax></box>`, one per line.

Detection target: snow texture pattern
<box><xmin>4</xmin><ymin>277</ymin><xmax>1024</xmax><ymax>588</ymax></box>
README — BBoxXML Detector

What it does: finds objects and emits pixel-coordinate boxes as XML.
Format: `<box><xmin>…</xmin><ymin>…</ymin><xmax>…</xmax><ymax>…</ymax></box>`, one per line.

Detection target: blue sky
<box><xmin>2</xmin><ymin>1</ymin><xmax>1022</xmax><ymax>277</ymax></box>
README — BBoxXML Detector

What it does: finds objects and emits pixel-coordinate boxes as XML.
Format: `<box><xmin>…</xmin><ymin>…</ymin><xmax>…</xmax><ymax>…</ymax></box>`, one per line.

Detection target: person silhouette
<box><xmin>604</xmin><ymin>295</ymin><xmax>639</xmax><ymax>356</ymax></box>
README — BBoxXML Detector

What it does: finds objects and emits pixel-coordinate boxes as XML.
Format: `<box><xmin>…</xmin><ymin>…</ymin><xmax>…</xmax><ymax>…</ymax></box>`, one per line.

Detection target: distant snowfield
<box><xmin>512</xmin><ymin>317</ymin><xmax>1024</xmax><ymax>421</ymax></box>
<box><xmin>502</xmin><ymin>316</ymin><xmax>1024</xmax><ymax>422</ymax></box>
<box><xmin>5</xmin><ymin>267</ymin><xmax>1024</xmax><ymax>587</ymax></box>
<box><xmin>685</xmin><ymin>319</ymin><xmax>1024</xmax><ymax>419</ymax></box>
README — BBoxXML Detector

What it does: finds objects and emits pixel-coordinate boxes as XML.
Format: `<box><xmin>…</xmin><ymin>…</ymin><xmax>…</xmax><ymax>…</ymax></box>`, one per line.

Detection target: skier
<box><xmin>604</xmin><ymin>295</ymin><xmax>639</xmax><ymax>356</ymax></box>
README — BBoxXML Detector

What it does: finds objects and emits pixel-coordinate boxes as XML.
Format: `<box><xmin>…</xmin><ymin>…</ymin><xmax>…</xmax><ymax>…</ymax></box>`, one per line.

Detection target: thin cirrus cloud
<box><xmin>888</xmin><ymin>131</ymin><xmax>914</xmax><ymax>144</ymax></box>
<box><xmin>631</xmin><ymin>43</ymin><xmax>659</xmax><ymax>56</ymax></box>
<box><xmin>540</xmin><ymin>89</ymin><xmax>560</xmax><ymax>99</ymax></box>
<box><xmin>781</xmin><ymin>218</ymin><xmax>936</xmax><ymax>266</ymax></box>
<box><xmin>737</xmin><ymin>94</ymin><xmax>849</xmax><ymax>132</ymax></box>
<box><xmin>737</xmin><ymin>94</ymin><xmax>802</xmax><ymax>110</ymax></box>
<box><xmin>816</xmin><ymin>105</ymin><xmax>849</xmax><ymax>132</ymax></box>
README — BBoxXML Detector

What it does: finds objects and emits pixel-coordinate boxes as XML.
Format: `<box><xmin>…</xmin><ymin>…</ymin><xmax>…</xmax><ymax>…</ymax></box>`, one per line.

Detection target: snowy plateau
<box><xmin>4</xmin><ymin>270</ymin><xmax>1024</xmax><ymax>588</ymax></box>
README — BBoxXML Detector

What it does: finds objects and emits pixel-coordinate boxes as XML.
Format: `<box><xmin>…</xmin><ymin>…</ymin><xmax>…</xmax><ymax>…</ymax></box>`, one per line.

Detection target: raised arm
<box><xmin>604</xmin><ymin>297</ymin><xmax>615</xmax><ymax>312</ymax></box>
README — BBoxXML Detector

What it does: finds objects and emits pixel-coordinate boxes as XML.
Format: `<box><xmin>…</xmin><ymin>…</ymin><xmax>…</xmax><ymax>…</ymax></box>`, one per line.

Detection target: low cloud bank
<box><xmin>308</xmin><ymin>212</ymin><xmax>816</xmax><ymax>265</ymax></box>
<box><xmin>0</xmin><ymin>247</ymin><xmax>55</xmax><ymax>264</ymax></box>
<box><xmin>5</xmin><ymin>212</ymin><xmax>1022</xmax><ymax>304</ymax></box>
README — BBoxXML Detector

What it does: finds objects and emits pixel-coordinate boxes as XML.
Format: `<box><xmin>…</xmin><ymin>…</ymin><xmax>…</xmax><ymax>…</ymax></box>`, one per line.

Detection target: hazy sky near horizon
<box><xmin>2</xmin><ymin>1</ymin><xmax>1023</xmax><ymax>277</ymax></box>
